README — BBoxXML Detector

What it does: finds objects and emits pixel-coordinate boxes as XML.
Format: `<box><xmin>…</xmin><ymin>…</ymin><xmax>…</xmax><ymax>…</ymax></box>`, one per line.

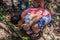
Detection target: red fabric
<box><xmin>22</xmin><ymin>8</ymin><xmax>51</xmax><ymax>17</ymax></box>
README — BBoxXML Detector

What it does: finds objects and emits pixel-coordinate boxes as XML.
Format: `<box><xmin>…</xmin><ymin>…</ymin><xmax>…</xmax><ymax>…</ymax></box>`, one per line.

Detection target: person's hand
<box><xmin>32</xmin><ymin>24</ymin><xmax>40</xmax><ymax>34</ymax></box>
<box><xmin>22</xmin><ymin>24</ymin><xmax>30</xmax><ymax>30</ymax></box>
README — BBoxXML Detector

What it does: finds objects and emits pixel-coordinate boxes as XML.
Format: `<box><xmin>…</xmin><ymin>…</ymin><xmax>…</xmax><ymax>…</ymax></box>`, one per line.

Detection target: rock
<box><xmin>0</xmin><ymin>22</ymin><xmax>11</xmax><ymax>40</ymax></box>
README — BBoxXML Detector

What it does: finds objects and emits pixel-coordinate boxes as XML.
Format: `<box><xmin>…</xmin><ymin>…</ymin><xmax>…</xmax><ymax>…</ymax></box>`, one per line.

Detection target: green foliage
<box><xmin>0</xmin><ymin>13</ymin><xmax>30</xmax><ymax>40</ymax></box>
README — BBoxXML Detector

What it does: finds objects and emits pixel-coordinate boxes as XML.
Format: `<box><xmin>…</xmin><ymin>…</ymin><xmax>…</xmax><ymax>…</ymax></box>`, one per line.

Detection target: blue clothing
<box><xmin>25</xmin><ymin>15</ymin><xmax>51</xmax><ymax>32</ymax></box>
<box><xmin>37</xmin><ymin>16</ymin><xmax>51</xmax><ymax>28</ymax></box>
<box><xmin>25</xmin><ymin>14</ymin><xmax>51</xmax><ymax>27</ymax></box>
<box><xmin>25</xmin><ymin>13</ymin><xmax>32</xmax><ymax>23</ymax></box>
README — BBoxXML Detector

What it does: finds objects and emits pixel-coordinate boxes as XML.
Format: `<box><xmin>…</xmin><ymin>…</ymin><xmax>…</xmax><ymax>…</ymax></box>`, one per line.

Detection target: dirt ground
<box><xmin>0</xmin><ymin>0</ymin><xmax>60</xmax><ymax>40</ymax></box>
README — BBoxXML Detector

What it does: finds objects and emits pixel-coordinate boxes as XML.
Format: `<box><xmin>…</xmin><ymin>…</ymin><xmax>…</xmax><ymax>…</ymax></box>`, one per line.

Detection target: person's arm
<box><xmin>39</xmin><ymin>0</ymin><xmax>44</xmax><ymax>8</ymax></box>
<box><xmin>22</xmin><ymin>15</ymin><xmax>42</xmax><ymax>30</ymax></box>
<box><xmin>29</xmin><ymin>15</ymin><xmax>42</xmax><ymax>27</ymax></box>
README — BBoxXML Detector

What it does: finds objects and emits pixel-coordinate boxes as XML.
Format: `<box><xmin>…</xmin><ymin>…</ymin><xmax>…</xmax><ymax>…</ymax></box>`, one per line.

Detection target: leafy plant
<box><xmin>0</xmin><ymin>12</ymin><xmax>30</xmax><ymax>40</ymax></box>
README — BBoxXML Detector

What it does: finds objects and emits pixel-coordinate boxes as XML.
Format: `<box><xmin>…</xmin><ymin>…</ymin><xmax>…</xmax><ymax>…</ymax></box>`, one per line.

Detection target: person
<box><xmin>33</xmin><ymin>0</ymin><xmax>44</xmax><ymax>8</ymax></box>
<box><xmin>11</xmin><ymin>8</ymin><xmax>51</xmax><ymax>36</ymax></box>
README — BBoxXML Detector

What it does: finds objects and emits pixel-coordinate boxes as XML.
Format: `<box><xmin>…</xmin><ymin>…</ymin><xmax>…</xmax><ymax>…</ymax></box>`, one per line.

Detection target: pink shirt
<box><xmin>22</xmin><ymin>8</ymin><xmax>51</xmax><ymax>17</ymax></box>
